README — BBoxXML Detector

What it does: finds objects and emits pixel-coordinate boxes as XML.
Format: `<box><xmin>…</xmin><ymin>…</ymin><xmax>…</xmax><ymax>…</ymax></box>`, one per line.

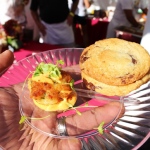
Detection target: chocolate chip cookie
<box><xmin>79</xmin><ymin>38</ymin><xmax>150</xmax><ymax>96</ymax></box>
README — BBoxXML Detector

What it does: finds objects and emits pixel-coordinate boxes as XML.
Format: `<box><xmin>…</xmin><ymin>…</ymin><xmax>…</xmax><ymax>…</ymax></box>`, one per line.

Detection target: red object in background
<box><xmin>75</xmin><ymin>17</ymin><xmax>142</xmax><ymax>46</ymax></box>
<box><xmin>14</xmin><ymin>41</ymin><xmax>62</xmax><ymax>61</ymax></box>
<box><xmin>88</xmin><ymin>19</ymin><xmax>109</xmax><ymax>44</ymax></box>
<box><xmin>75</xmin><ymin>18</ymin><xmax>109</xmax><ymax>46</ymax></box>
<box><xmin>117</xmin><ymin>33</ymin><xmax>141</xmax><ymax>44</ymax></box>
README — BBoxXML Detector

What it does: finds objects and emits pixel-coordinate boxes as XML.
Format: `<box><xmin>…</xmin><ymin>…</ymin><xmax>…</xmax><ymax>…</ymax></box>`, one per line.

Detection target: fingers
<box><xmin>0</xmin><ymin>86</ymin><xmax>82</xmax><ymax>150</ymax></box>
<box><xmin>0</xmin><ymin>87</ymin><xmax>21</xmax><ymax>138</ymax></box>
<box><xmin>36</xmin><ymin>136</ymin><xmax>82</xmax><ymax>150</ymax></box>
<box><xmin>65</xmin><ymin>101</ymin><xmax>125</xmax><ymax>136</ymax></box>
<box><xmin>57</xmin><ymin>138</ymin><xmax>82</xmax><ymax>150</ymax></box>
<box><xmin>13</xmin><ymin>82</ymin><xmax>125</xmax><ymax>137</ymax></box>
<box><xmin>31</xmin><ymin>110</ymin><xmax>57</xmax><ymax>134</ymax></box>
<box><xmin>13</xmin><ymin>82</ymin><xmax>58</xmax><ymax>134</ymax></box>
<box><xmin>67</xmin><ymin>16</ymin><xmax>73</xmax><ymax>26</ymax></box>
<box><xmin>0</xmin><ymin>87</ymin><xmax>19</xmax><ymax>108</ymax></box>
<box><xmin>0</xmin><ymin>50</ymin><xmax>14</xmax><ymax>73</ymax></box>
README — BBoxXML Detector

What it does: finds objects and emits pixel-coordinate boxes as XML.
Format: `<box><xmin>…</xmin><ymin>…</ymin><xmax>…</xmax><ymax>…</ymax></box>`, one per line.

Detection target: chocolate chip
<box><xmin>88</xmin><ymin>83</ymin><xmax>96</xmax><ymax>91</ymax></box>
<box><xmin>83</xmin><ymin>78</ymin><xmax>88</xmax><ymax>86</ymax></box>
<box><xmin>132</xmin><ymin>58</ymin><xmax>137</xmax><ymax>64</ymax></box>
<box><xmin>80</xmin><ymin>51</ymin><xmax>89</xmax><ymax>63</ymax></box>
<box><xmin>80</xmin><ymin>56</ymin><xmax>89</xmax><ymax>63</ymax></box>
<box><xmin>130</xmin><ymin>55</ymin><xmax>137</xmax><ymax>64</ymax></box>
<box><xmin>121</xmin><ymin>78</ymin><xmax>126</xmax><ymax>84</ymax></box>
<box><xmin>120</xmin><ymin>74</ymin><xmax>134</xmax><ymax>84</ymax></box>
<box><xmin>83</xmin><ymin>78</ymin><xmax>95</xmax><ymax>90</ymax></box>
<box><xmin>128</xmin><ymin>74</ymin><xmax>134</xmax><ymax>79</ymax></box>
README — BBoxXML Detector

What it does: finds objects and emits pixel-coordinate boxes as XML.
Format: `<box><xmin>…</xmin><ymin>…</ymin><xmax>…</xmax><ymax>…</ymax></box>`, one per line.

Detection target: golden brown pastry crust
<box><xmin>28</xmin><ymin>70</ymin><xmax>77</xmax><ymax>111</ymax></box>
<box><xmin>79</xmin><ymin>38</ymin><xmax>150</xmax><ymax>86</ymax></box>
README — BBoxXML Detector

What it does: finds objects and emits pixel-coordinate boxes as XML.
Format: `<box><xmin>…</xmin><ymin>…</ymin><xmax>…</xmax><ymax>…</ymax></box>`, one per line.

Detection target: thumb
<box><xmin>0</xmin><ymin>50</ymin><xmax>14</xmax><ymax>73</ymax></box>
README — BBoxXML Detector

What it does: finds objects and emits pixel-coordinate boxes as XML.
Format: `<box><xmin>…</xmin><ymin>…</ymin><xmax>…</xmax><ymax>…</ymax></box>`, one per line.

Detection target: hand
<box><xmin>67</xmin><ymin>15</ymin><xmax>74</xmax><ymax>26</ymax></box>
<box><xmin>0</xmin><ymin>84</ymin><xmax>82</xmax><ymax>150</ymax></box>
<box><xmin>37</xmin><ymin>22</ymin><xmax>47</xmax><ymax>36</ymax></box>
<box><xmin>0</xmin><ymin>82</ymin><xmax>125</xmax><ymax>149</ymax></box>
<box><xmin>0</xmin><ymin>50</ymin><xmax>14</xmax><ymax>73</ymax></box>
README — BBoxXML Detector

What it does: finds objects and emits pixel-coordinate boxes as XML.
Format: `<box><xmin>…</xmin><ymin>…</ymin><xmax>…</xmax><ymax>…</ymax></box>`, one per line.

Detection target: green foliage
<box><xmin>7</xmin><ymin>36</ymin><xmax>22</xmax><ymax>50</ymax></box>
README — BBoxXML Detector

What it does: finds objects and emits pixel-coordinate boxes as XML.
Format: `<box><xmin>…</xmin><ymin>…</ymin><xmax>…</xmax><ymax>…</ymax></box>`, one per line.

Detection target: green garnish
<box><xmin>66</xmin><ymin>102</ymin><xmax>82</xmax><ymax>116</ymax></box>
<box><xmin>74</xmin><ymin>109</ymin><xmax>82</xmax><ymax>115</ymax></box>
<box><xmin>70</xmin><ymin>79</ymin><xmax>75</xmax><ymax>90</ymax></box>
<box><xmin>61</xmin><ymin>79</ymin><xmax>75</xmax><ymax>89</ymax></box>
<box><xmin>97</xmin><ymin>121</ymin><xmax>105</xmax><ymax>134</ymax></box>
<box><xmin>50</xmin><ymin>66</ymin><xmax>61</xmax><ymax>78</ymax></box>
<box><xmin>85</xmin><ymin>102</ymin><xmax>89</xmax><ymax>106</ymax></box>
<box><xmin>19</xmin><ymin>114</ymin><xmax>53</xmax><ymax>125</ymax></box>
<box><xmin>19</xmin><ymin>116</ymin><xmax>27</xmax><ymax>124</ymax></box>
<box><xmin>33</xmin><ymin>61</ymin><xmax>64</xmax><ymax>78</ymax></box>
<box><xmin>56</xmin><ymin>60</ymin><xmax>64</xmax><ymax>66</ymax></box>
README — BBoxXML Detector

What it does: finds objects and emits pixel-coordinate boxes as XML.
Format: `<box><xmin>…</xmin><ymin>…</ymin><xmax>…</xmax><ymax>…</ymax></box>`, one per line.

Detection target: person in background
<box><xmin>0</xmin><ymin>0</ymin><xmax>29</xmax><ymax>26</ymax></box>
<box><xmin>24</xmin><ymin>1</ymin><xmax>40</xmax><ymax>41</ymax></box>
<box><xmin>68</xmin><ymin>0</ymin><xmax>92</xmax><ymax>47</ymax></box>
<box><xmin>106</xmin><ymin>0</ymin><xmax>148</xmax><ymax>38</ymax></box>
<box><xmin>93</xmin><ymin>0</ymin><xmax>117</xmax><ymax>11</ymax></box>
<box><xmin>30</xmin><ymin>0</ymin><xmax>79</xmax><ymax>47</ymax></box>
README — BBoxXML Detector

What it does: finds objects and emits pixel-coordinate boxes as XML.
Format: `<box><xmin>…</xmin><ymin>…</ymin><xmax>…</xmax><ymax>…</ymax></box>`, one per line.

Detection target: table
<box><xmin>14</xmin><ymin>18</ymin><xmax>109</xmax><ymax>61</ymax></box>
<box><xmin>13</xmin><ymin>41</ymin><xmax>62</xmax><ymax>62</ymax></box>
<box><xmin>115</xmin><ymin>26</ymin><xmax>143</xmax><ymax>44</ymax></box>
<box><xmin>75</xmin><ymin>17</ymin><xmax>109</xmax><ymax>46</ymax></box>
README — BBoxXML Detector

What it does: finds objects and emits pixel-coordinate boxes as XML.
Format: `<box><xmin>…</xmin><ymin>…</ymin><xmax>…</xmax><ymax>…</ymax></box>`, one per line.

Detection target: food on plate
<box><xmin>79</xmin><ymin>38</ymin><xmax>150</xmax><ymax>96</ymax></box>
<box><xmin>65</xmin><ymin>101</ymin><xmax>125</xmax><ymax>135</ymax></box>
<box><xmin>28</xmin><ymin>62</ymin><xmax>77</xmax><ymax>111</ymax></box>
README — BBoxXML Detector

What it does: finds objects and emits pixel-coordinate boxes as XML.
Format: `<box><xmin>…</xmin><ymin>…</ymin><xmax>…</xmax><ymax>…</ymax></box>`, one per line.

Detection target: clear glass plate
<box><xmin>0</xmin><ymin>48</ymin><xmax>150</xmax><ymax>149</ymax></box>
